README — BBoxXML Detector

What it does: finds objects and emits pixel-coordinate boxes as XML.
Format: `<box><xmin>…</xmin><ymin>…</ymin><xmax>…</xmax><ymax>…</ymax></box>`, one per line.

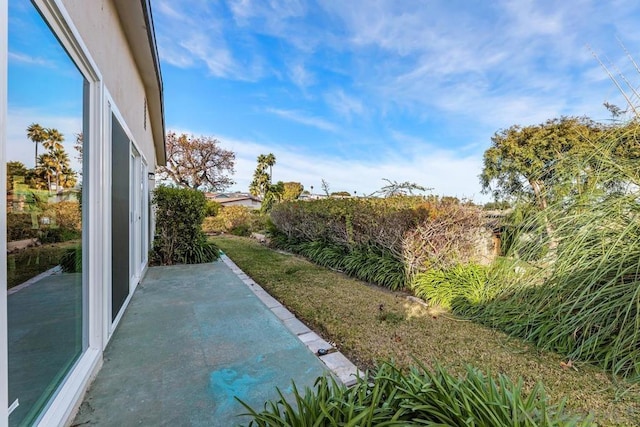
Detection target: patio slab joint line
<box><xmin>220</xmin><ymin>254</ymin><xmax>361</xmax><ymax>387</ymax></box>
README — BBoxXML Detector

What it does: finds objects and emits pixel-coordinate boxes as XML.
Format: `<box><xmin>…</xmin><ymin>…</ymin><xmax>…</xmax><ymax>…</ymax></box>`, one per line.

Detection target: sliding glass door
<box><xmin>7</xmin><ymin>2</ymin><xmax>87</xmax><ymax>424</ymax></box>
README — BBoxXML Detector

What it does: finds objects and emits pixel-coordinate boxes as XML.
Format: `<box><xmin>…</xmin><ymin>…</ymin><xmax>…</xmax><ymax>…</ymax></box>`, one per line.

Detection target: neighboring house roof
<box><xmin>216</xmin><ymin>196</ymin><xmax>261</xmax><ymax>204</ymax></box>
<box><xmin>206</xmin><ymin>193</ymin><xmax>262</xmax><ymax>203</ymax></box>
<box><xmin>112</xmin><ymin>0</ymin><xmax>166</xmax><ymax>165</ymax></box>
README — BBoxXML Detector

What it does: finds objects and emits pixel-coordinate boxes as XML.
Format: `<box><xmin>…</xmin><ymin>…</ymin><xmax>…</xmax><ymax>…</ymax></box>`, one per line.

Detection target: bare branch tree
<box><xmin>158</xmin><ymin>132</ymin><xmax>235</xmax><ymax>191</ymax></box>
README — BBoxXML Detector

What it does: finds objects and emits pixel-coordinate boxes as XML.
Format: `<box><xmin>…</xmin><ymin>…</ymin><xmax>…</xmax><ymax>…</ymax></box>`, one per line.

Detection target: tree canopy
<box><xmin>282</xmin><ymin>182</ymin><xmax>304</xmax><ymax>201</ymax></box>
<box><xmin>480</xmin><ymin>116</ymin><xmax>602</xmax><ymax>210</ymax></box>
<box><xmin>158</xmin><ymin>132</ymin><xmax>235</xmax><ymax>191</ymax></box>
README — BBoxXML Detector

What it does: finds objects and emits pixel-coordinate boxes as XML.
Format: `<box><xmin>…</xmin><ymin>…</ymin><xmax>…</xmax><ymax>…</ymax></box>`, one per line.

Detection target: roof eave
<box><xmin>112</xmin><ymin>0</ymin><xmax>167</xmax><ymax>165</ymax></box>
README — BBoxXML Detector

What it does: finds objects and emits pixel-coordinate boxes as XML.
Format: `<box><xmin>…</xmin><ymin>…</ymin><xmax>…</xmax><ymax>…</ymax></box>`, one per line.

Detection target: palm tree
<box><xmin>59</xmin><ymin>164</ymin><xmax>78</xmax><ymax>189</ymax></box>
<box><xmin>36</xmin><ymin>153</ymin><xmax>57</xmax><ymax>191</ymax></box>
<box><xmin>264</xmin><ymin>153</ymin><xmax>276</xmax><ymax>183</ymax></box>
<box><xmin>43</xmin><ymin>128</ymin><xmax>65</xmax><ymax>151</ymax></box>
<box><xmin>250</xmin><ymin>153</ymin><xmax>277</xmax><ymax>197</ymax></box>
<box><xmin>27</xmin><ymin>123</ymin><xmax>47</xmax><ymax>167</ymax></box>
<box><xmin>50</xmin><ymin>148</ymin><xmax>71</xmax><ymax>190</ymax></box>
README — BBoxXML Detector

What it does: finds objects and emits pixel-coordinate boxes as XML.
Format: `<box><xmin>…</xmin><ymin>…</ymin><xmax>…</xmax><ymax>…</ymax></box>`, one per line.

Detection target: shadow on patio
<box><xmin>72</xmin><ymin>258</ymin><xmax>339</xmax><ymax>426</ymax></box>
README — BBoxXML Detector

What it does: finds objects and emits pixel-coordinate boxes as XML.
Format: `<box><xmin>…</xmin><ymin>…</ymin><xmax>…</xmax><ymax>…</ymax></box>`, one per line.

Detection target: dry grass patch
<box><xmin>214</xmin><ymin>235</ymin><xmax>640</xmax><ymax>426</ymax></box>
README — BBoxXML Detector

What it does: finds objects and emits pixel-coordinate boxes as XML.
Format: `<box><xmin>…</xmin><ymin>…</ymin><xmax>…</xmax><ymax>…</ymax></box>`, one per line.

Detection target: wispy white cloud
<box><xmin>314</xmin><ymin>0</ymin><xmax>639</xmax><ymax>125</ymax></box>
<box><xmin>288</xmin><ymin>62</ymin><xmax>315</xmax><ymax>88</ymax></box>
<box><xmin>228</xmin><ymin>0</ymin><xmax>307</xmax><ymax>23</ymax></box>
<box><xmin>324</xmin><ymin>89</ymin><xmax>365</xmax><ymax>120</ymax></box>
<box><xmin>153</xmin><ymin>0</ymin><xmax>263</xmax><ymax>80</ymax></box>
<box><xmin>8</xmin><ymin>51</ymin><xmax>56</xmax><ymax>68</ymax></box>
<box><xmin>265</xmin><ymin>108</ymin><xmax>338</xmax><ymax>132</ymax></box>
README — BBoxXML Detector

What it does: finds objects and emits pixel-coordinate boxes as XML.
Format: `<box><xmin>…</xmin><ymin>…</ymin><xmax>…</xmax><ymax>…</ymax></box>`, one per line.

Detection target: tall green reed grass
<box><xmin>458</xmin><ymin>132</ymin><xmax>640</xmax><ymax>380</ymax></box>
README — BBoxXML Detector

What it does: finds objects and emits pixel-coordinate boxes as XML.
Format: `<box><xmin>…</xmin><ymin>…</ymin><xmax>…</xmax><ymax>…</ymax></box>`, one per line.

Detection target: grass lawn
<box><xmin>7</xmin><ymin>240</ymin><xmax>79</xmax><ymax>289</ymax></box>
<box><xmin>213</xmin><ymin>235</ymin><xmax>640</xmax><ymax>426</ymax></box>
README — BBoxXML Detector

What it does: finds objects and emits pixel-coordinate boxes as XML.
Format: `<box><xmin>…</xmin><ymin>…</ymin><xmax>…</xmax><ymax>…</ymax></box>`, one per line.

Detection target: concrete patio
<box><xmin>72</xmin><ymin>256</ymin><xmax>359</xmax><ymax>426</ymax></box>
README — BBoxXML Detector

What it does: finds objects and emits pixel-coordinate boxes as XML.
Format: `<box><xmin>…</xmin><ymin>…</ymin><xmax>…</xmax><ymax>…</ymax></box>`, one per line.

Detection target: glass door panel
<box><xmin>7</xmin><ymin>2</ymin><xmax>87</xmax><ymax>424</ymax></box>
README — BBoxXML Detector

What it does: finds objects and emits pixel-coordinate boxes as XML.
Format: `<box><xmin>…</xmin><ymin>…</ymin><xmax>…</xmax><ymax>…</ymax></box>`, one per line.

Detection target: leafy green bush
<box><xmin>410</xmin><ymin>264</ymin><xmax>495</xmax><ymax>309</ymax></box>
<box><xmin>205</xmin><ymin>200</ymin><xmax>221</xmax><ymax>216</ymax></box>
<box><xmin>151</xmin><ymin>186</ymin><xmax>219</xmax><ymax>265</ymax></box>
<box><xmin>7</xmin><ymin>212</ymin><xmax>38</xmax><ymax>241</ymax></box>
<box><xmin>239</xmin><ymin>361</ymin><xmax>589</xmax><ymax>426</ymax></box>
<box><xmin>230</xmin><ymin>224</ymin><xmax>251</xmax><ymax>236</ymax></box>
<box><xmin>286</xmin><ymin>240</ymin><xmax>405</xmax><ymax>289</ymax></box>
<box><xmin>202</xmin><ymin>206</ymin><xmax>267</xmax><ymax>235</ymax></box>
<box><xmin>202</xmin><ymin>216</ymin><xmax>225</xmax><ymax>234</ymax></box>
<box><xmin>8</xmin><ymin>201</ymin><xmax>81</xmax><ymax>243</ymax></box>
<box><xmin>39</xmin><ymin>227</ymin><xmax>81</xmax><ymax>244</ymax></box>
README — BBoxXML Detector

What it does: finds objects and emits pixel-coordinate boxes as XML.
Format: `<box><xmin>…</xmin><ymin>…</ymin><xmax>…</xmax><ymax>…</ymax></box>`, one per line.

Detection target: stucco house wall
<box><xmin>62</xmin><ymin>0</ymin><xmax>161</xmax><ymax>166</ymax></box>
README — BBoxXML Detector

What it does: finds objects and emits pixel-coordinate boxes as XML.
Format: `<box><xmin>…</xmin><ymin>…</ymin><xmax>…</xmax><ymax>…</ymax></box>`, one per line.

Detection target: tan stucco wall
<box><xmin>61</xmin><ymin>0</ymin><xmax>157</xmax><ymax>168</ymax></box>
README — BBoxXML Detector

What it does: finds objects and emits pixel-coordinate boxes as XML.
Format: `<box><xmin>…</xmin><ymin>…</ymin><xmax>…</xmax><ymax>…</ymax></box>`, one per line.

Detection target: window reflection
<box><xmin>7</xmin><ymin>2</ymin><xmax>86</xmax><ymax>425</ymax></box>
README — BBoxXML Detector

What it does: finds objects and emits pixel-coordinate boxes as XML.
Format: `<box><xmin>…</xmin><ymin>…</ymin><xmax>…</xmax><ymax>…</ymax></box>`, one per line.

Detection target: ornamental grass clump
<box><xmin>410</xmin><ymin>263</ymin><xmax>496</xmax><ymax>309</ymax></box>
<box><xmin>458</xmin><ymin>132</ymin><xmax>640</xmax><ymax>380</ymax></box>
<box><xmin>239</xmin><ymin>361</ymin><xmax>590</xmax><ymax>426</ymax></box>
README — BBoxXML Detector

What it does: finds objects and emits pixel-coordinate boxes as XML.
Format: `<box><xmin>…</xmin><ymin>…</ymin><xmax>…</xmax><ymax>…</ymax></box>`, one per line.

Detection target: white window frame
<box><xmin>1</xmin><ymin>0</ymin><xmax>9</xmax><ymax>423</ymax></box>
<box><xmin>3</xmin><ymin>1</ymin><xmax>106</xmax><ymax>425</ymax></box>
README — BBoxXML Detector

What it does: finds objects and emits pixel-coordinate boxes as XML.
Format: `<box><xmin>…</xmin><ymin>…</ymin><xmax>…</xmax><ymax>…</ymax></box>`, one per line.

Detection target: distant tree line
<box><xmin>7</xmin><ymin>123</ymin><xmax>78</xmax><ymax>193</ymax></box>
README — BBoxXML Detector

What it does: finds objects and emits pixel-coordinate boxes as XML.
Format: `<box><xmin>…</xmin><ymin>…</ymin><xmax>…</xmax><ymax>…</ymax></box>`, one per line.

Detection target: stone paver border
<box><xmin>220</xmin><ymin>254</ymin><xmax>361</xmax><ymax>386</ymax></box>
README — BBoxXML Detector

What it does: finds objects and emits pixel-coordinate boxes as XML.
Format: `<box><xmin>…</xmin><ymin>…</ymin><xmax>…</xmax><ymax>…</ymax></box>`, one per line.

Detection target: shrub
<box><xmin>402</xmin><ymin>203</ymin><xmax>490</xmax><ymax>275</ymax></box>
<box><xmin>205</xmin><ymin>200</ymin><xmax>221</xmax><ymax>216</ymax></box>
<box><xmin>39</xmin><ymin>227</ymin><xmax>81</xmax><ymax>244</ymax></box>
<box><xmin>202</xmin><ymin>216</ymin><xmax>226</xmax><ymax>234</ymax></box>
<box><xmin>217</xmin><ymin>205</ymin><xmax>253</xmax><ymax>231</ymax></box>
<box><xmin>230</xmin><ymin>224</ymin><xmax>251</xmax><ymax>236</ymax></box>
<box><xmin>7</xmin><ymin>201</ymin><xmax>81</xmax><ymax>243</ymax></box>
<box><xmin>202</xmin><ymin>206</ymin><xmax>268</xmax><ymax>235</ymax></box>
<box><xmin>239</xmin><ymin>361</ymin><xmax>589</xmax><ymax>426</ymax></box>
<box><xmin>7</xmin><ymin>213</ymin><xmax>38</xmax><ymax>241</ymax></box>
<box><xmin>44</xmin><ymin>200</ymin><xmax>82</xmax><ymax>232</ymax></box>
<box><xmin>151</xmin><ymin>186</ymin><xmax>219</xmax><ymax>265</ymax></box>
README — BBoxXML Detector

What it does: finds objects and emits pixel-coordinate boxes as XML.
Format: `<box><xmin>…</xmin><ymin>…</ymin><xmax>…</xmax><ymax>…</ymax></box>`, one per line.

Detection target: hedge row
<box><xmin>269</xmin><ymin>197</ymin><xmax>487</xmax><ymax>290</ymax></box>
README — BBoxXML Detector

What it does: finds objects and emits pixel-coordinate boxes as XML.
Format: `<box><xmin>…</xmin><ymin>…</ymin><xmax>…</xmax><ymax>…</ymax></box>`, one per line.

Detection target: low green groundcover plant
<box><xmin>239</xmin><ymin>361</ymin><xmax>591</xmax><ymax>426</ymax></box>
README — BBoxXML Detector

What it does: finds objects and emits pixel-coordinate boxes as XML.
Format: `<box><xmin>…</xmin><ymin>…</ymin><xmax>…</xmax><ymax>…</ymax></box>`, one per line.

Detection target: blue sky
<box><xmin>152</xmin><ymin>0</ymin><xmax>640</xmax><ymax>200</ymax></box>
<box><xmin>7</xmin><ymin>1</ymin><xmax>640</xmax><ymax>201</ymax></box>
<box><xmin>150</xmin><ymin>0</ymin><xmax>640</xmax><ymax>201</ymax></box>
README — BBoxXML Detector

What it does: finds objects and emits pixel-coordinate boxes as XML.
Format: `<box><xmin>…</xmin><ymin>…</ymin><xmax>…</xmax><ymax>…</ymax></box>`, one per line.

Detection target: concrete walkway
<box><xmin>73</xmin><ymin>257</ymin><xmax>358</xmax><ymax>426</ymax></box>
